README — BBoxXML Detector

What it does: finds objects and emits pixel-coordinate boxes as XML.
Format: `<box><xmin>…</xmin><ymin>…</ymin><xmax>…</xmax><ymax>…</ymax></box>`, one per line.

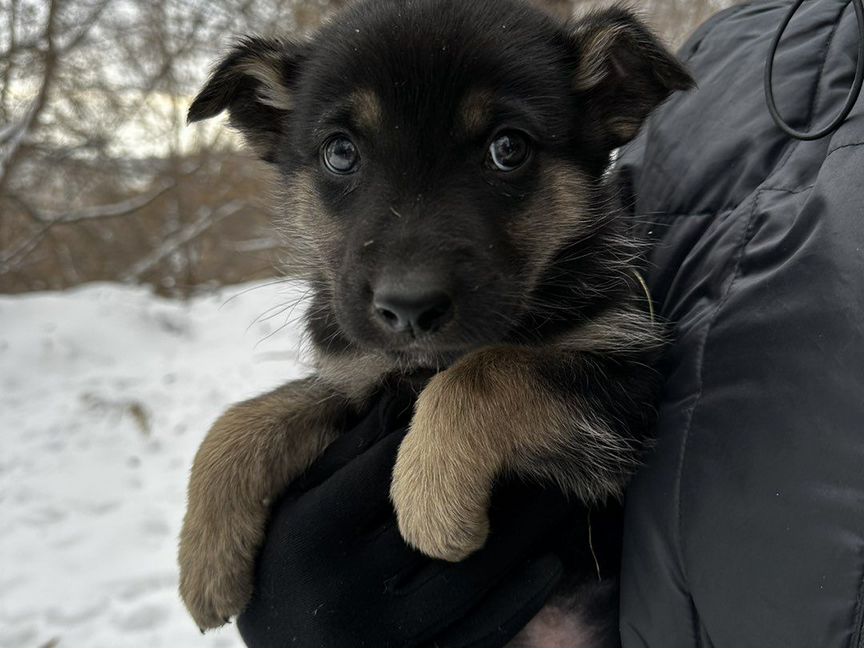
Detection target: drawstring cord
<box><xmin>764</xmin><ymin>0</ymin><xmax>864</xmax><ymax>141</ymax></box>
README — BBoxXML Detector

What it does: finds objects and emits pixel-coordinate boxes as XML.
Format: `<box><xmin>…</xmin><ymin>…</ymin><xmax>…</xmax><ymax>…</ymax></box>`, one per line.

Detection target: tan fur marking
<box><xmin>460</xmin><ymin>89</ymin><xmax>494</xmax><ymax>136</ymax></box>
<box><xmin>350</xmin><ymin>89</ymin><xmax>383</xmax><ymax>132</ymax></box>
<box><xmin>510</xmin><ymin>161</ymin><xmax>593</xmax><ymax>287</ymax></box>
<box><xmin>239</xmin><ymin>57</ymin><xmax>294</xmax><ymax>110</ymax></box>
<box><xmin>276</xmin><ymin>169</ymin><xmax>344</xmax><ymax>281</ymax></box>
<box><xmin>553</xmin><ymin>304</ymin><xmax>664</xmax><ymax>356</ymax></box>
<box><xmin>391</xmin><ymin>347</ymin><xmax>572</xmax><ymax>561</ymax></box>
<box><xmin>606</xmin><ymin>115</ymin><xmax>643</xmax><ymax>143</ymax></box>
<box><xmin>178</xmin><ymin>377</ymin><xmax>349</xmax><ymax>629</ymax></box>
<box><xmin>572</xmin><ymin>22</ymin><xmax>629</xmax><ymax>91</ymax></box>
<box><xmin>316</xmin><ymin>348</ymin><xmax>396</xmax><ymax>402</ymax></box>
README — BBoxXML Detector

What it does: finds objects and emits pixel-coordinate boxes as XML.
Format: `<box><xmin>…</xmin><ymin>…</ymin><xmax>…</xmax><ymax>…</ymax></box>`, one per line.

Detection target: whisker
<box><xmin>220</xmin><ymin>278</ymin><xmax>297</xmax><ymax>310</ymax></box>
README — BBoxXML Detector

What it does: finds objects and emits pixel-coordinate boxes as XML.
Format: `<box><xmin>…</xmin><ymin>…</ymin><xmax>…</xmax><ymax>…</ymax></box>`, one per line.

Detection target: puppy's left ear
<box><xmin>188</xmin><ymin>36</ymin><xmax>308</xmax><ymax>163</ymax></box>
<box><xmin>570</xmin><ymin>7</ymin><xmax>695</xmax><ymax>149</ymax></box>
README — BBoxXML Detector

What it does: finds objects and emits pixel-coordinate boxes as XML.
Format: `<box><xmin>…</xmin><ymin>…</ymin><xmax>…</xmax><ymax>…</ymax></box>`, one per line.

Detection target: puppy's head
<box><xmin>190</xmin><ymin>0</ymin><xmax>692</xmax><ymax>366</ymax></box>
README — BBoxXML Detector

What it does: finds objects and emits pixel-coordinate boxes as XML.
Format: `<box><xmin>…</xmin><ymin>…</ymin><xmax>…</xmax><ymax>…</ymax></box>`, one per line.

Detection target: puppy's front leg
<box><xmin>391</xmin><ymin>346</ymin><xmax>655</xmax><ymax>562</ymax></box>
<box><xmin>179</xmin><ymin>377</ymin><xmax>349</xmax><ymax>630</ymax></box>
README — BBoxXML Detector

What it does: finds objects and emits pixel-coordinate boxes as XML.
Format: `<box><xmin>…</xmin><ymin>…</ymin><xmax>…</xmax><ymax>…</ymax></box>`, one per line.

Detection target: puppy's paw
<box><xmin>178</xmin><ymin>505</ymin><xmax>261</xmax><ymax>630</ymax></box>
<box><xmin>391</xmin><ymin>433</ymin><xmax>490</xmax><ymax>562</ymax></box>
<box><xmin>178</xmin><ymin>502</ymin><xmax>271</xmax><ymax>631</ymax></box>
<box><xmin>390</xmin><ymin>372</ymin><xmax>497</xmax><ymax>562</ymax></box>
<box><xmin>178</xmin><ymin>408</ymin><xmax>269</xmax><ymax>631</ymax></box>
<box><xmin>177</xmin><ymin>377</ymin><xmax>345</xmax><ymax>630</ymax></box>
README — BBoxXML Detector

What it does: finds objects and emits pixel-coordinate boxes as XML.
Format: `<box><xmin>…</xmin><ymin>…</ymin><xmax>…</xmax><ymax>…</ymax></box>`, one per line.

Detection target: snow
<box><xmin>0</xmin><ymin>281</ymin><xmax>313</xmax><ymax>648</ymax></box>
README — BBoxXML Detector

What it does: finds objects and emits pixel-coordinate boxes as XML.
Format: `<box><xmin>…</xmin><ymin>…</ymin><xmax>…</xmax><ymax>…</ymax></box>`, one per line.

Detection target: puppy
<box><xmin>178</xmin><ymin>0</ymin><xmax>693</xmax><ymax>636</ymax></box>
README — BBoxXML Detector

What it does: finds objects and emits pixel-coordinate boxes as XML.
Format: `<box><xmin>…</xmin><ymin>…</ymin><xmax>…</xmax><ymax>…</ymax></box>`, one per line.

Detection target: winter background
<box><xmin>0</xmin><ymin>1</ymin><xmax>732</xmax><ymax>646</ymax></box>
<box><xmin>1</xmin><ymin>280</ymin><xmax>309</xmax><ymax>648</ymax></box>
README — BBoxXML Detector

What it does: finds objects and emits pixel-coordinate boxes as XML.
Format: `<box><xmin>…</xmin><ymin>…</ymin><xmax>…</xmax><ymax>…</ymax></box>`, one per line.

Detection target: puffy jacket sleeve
<box><xmin>617</xmin><ymin>1</ymin><xmax>864</xmax><ymax>647</ymax></box>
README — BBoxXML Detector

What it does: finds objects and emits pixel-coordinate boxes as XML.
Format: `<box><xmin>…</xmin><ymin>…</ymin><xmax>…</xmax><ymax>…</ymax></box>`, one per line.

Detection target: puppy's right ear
<box><xmin>570</xmin><ymin>7</ymin><xmax>695</xmax><ymax>150</ymax></box>
<box><xmin>188</xmin><ymin>37</ymin><xmax>307</xmax><ymax>163</ymax></box>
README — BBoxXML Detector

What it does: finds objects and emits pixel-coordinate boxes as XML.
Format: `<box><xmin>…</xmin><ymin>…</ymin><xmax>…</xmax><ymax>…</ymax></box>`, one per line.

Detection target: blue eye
<box><xmin>489</xmin><ymin>131</ymin><xmax>530</xmax><ymax>171</ymax></box>
<box><xmin>323</xmin><ymin>136</ymin><xmax>360</xmax><ymax>174</ymax></box>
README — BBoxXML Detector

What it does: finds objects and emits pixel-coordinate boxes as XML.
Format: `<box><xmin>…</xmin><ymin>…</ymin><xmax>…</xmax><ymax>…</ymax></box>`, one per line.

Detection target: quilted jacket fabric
<box><xmin>617</xmin><ymin>1</ymin><xmax>864</xmax><ymax>646</ymax></box>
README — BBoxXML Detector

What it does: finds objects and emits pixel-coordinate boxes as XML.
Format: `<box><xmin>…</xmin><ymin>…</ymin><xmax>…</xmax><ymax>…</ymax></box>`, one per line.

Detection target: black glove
<box><xmin>236</xmin><ymin>388</ymin><xmax>575</xmax><ymax>648</ymax></box>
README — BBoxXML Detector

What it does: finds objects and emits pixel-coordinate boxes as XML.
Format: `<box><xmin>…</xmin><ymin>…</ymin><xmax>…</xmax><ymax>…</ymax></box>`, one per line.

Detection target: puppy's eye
<box><xmin>322</xmin><ymin>136</ymin><xmax>360</xmax><ymax>174</ymax></box>
<box><xmin>488</xmin><ymin>131</ymin><xmax>531</xmax><ymax>172</ymax></box>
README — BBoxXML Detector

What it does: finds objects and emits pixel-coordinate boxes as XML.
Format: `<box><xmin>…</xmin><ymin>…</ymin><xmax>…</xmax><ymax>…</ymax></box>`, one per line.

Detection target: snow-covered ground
<box><xmin>0</xmin><ymin>281</ymin><xmax>313</xmax><ymax>648</ymax></box>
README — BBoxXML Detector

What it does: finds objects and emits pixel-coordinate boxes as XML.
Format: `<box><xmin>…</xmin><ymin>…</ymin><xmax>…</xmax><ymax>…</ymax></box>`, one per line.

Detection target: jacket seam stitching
<box><xmin>645</xmin><ymin>143</ymin><xmax>860</xmax><ymax>212</ymax></box>
<box><xmin>828</xmin><ymin>141</ymin><xmax>864</xmax><ymax>155</ymax></box>
<box><xmin>758</xmin><ymin>184</ymin><xmax>816</xmax><ymax>195</ymax></box>
<box><xmin>762</xmin><ymin>0</ymin><xmax>849</xmax><ymax>185</ymax></box>
<box><xmin>689</xmin><ymin>594</ymin><xmax>704</xmax><ymax>648</ymax></box>
<box><xmin>673</xmin><ymin>189</ymin><xmax>762</xmax><ymax>644</ymax></box>
<box><xmin>851</xmin><ymin>543</ymin><xmax>864</xmax><ymax>648</ymax></box>
<box><xmin>803</xmin><ymin>1</ymin><xmax>846</xmax><ymax>139</ymax></box>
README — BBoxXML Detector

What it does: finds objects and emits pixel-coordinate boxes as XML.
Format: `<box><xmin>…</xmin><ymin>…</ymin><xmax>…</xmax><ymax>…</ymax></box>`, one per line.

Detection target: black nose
<box><xmin>373</xmin><ymin>283</ymin><xmax>454</xmax><ymax>335</ymax></box>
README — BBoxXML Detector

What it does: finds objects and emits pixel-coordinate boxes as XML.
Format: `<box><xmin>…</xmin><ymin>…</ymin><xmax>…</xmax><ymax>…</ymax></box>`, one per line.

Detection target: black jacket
<box><xmin>618</xmin><ymin>1</ymin><xmax>864</xmax><ymax>646</ymax></box>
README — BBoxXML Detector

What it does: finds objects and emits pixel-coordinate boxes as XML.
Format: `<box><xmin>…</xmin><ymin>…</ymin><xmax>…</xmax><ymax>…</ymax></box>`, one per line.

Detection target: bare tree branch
<box><xmin>121</xmin><ymin>200</ymin><xmax>245</xmax><ymax>282</ymax></box>
<box><xmin>25</xmin><ymin>180</ymin><xmax>176</xmax><ymax>225</ymax></box>
<box><xmin>0</xmin><ymin>0</ymin><xmax>21</xmax><ymax>121</ymax></box>
<box><xmin>0</xmin><ymin>0</ymin><xmax>61</xmax><ymax>194</ymax></box>
<box><xmin>0</xmin><ymin>180</ymin><xmax>179</xmax><ymax>274</ymax></box>
<box><xmin>56</xmin><ymin>0</ymin><xmax>113</xmax><ymax>55</ymax></box>
<box><xmin>223</xmin><ymin>237</ymin><xmax>281</xmax><ymax>253</ymax></box>
<box><xmin>0</xmin><ymin>220</ymin><xmax>55</xmax><ymax>275</ymax></box>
